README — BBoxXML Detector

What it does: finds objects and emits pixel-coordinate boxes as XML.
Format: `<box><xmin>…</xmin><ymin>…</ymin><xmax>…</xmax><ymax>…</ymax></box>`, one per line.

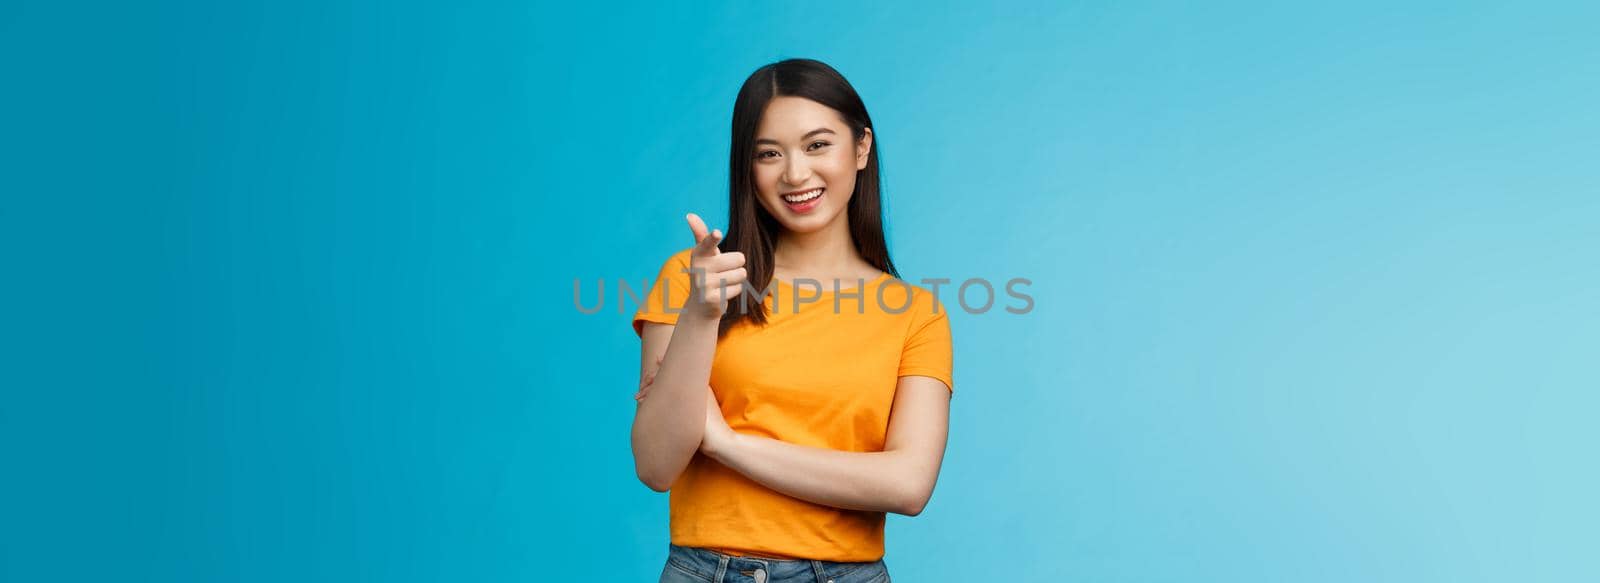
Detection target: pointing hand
<box><xmin>683</xmin><ymin>213</ymin><xmax>747</xmax><ymax>320</ymax></box>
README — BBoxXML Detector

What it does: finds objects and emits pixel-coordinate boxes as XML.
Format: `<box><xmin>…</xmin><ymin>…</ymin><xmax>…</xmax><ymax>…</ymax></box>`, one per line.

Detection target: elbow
<box><xmin>635</xmin><ymin>454</ymin><xmax>683</xmax><ymax>492</ymax></box>
<box><xmin>898</xmin><ymin>497</ymin><xmax>928</xmax><ymax>517</ymax></box>
<box><xmin>630</xmin><ymin>427</ymin><xmax>679</xmax><ymax>492</ymax></box>
<box><xmin>894</xmin><ymin>485</ymin><xmax>933</xmax><ymax>517</ymax></box>
<box><xmin>636</xmin><ymin>466</ymin><xmax>673</xmax><ymax>493</ymax></box>
<box><xmin>640</xmin><ymin>475</ymin><xmax>672</xmax><ymax>493</ymax></box>
<box><xmin>632</xmin><ymin>433</ymin><xmax>691</xmax><ymax>492</ymax></box>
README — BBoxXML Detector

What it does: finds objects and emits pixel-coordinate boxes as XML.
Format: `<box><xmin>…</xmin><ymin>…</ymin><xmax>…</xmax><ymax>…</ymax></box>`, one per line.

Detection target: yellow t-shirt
<box><xmin>631</xmin><ymin>247</ymin><xmax>954</xmax><ymax>562</ymax></box>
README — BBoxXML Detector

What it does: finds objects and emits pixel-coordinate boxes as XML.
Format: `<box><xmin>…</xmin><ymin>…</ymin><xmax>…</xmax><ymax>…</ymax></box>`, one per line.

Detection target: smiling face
<box><xmin>751</xmin><ymin>96</ymin><xmax>873</xmax><ymax>235</ymax></box>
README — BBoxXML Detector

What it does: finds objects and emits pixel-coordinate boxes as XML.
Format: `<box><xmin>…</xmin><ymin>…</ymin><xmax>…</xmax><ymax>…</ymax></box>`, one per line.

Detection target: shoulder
<box><xmin>664</xmin><ymin>246</ymin><xmax>694</xmax><ymax>266</ymax></box>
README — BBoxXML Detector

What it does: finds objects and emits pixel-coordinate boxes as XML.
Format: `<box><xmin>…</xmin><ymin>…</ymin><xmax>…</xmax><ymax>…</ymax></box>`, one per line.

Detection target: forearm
<box><xmin>630</xmin><ymin>315</ymin><xmax>719</xmax><ymax>491</ymax></box>
<box><xmin>706</xmin><ymin>434</ymin><xmax>928</xmax><ymax>515</ymax></box>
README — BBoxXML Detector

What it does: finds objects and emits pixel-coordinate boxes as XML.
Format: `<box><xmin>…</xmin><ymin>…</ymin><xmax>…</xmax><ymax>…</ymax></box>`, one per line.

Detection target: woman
<box><xmin>630</xmin><ymin>58</ymin><xmax>953</xmax><ymax>583</ymax></box>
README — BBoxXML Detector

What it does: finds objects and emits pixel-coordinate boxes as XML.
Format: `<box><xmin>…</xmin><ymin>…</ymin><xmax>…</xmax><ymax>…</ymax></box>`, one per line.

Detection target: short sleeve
<box><xmin>631</xmin><ymin>248</ymin><xmax>695</xmax><ymax>337</ymax></box>
<box><xmin>897</xmin><ymin>291</ymin><xmax>954</xmax><ymax>393</ymax></box>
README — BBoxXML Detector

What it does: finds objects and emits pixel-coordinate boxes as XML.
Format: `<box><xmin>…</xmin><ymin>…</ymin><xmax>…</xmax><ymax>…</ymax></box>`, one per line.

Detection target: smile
<box><xmin>781</xmin><ymin>187</ymin><xmax>824</xmax><ymax>203</ymax></box>
<box><xmin>781</xmin><ymin>187</ymin><xmax>824</xmax><ymax>213</ymax></box>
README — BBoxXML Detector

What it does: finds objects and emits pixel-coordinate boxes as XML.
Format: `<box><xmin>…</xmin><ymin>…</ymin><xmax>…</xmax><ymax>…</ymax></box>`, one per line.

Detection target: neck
<box><xmin>774</xmin><ymin>213</ymin><xmax>856</xmax><ymax>272</ymax></box>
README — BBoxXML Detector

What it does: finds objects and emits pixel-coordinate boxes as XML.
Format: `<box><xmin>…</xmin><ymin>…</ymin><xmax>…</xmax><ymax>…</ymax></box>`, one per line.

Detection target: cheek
<box><xmin>753</xmin><ymin>164</ymin><xmax>781</xmax><ymax>192</ymax></box>
<box><xmin>750</xmin><ymin>166</ymin><xmax>783</xmax><ymax>213</ymax></box>
<box><xmin>822</xmin><ymin>153</ymin><xmax>858</xmax><ymax>188</ymax></box>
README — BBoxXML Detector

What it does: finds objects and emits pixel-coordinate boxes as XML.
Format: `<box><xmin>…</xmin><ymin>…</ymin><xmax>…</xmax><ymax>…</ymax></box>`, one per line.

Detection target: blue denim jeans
<box><xmin>658</xmin><ymin>544</ymin><xmax>891</xmax><ymax>583</ymax></box>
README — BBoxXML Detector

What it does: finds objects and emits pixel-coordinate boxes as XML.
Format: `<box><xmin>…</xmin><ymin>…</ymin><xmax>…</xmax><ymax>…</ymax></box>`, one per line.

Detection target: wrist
<box><xmin>683</xmin><ymin>302</ymin><xmax>724</xmax><ymax>323</ymax></box>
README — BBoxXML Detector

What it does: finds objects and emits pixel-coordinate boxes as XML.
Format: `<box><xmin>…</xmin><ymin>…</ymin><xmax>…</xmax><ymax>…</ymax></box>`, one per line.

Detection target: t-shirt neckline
<box><xmin>771</xmin><ymin>271</ymin><xmax>892</xmax><ymax>295</ymax></box>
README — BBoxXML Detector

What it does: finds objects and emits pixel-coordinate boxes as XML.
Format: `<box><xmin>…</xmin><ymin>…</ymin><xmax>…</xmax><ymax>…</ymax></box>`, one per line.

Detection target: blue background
<box><xmin>4</xmin><ymin>1</ymin><xmax>1597</xmax><ymax>581</ymax></box>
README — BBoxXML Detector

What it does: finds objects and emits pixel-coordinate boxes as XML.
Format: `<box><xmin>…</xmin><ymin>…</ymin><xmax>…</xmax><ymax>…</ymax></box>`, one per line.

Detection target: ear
<box><xmin>855</xmin><ymin>127</ymin><xmax>873</xmax><ymax>171</ymax></box>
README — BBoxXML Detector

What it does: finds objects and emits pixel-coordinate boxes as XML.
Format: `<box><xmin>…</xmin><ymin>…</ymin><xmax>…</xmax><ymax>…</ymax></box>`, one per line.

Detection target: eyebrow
<box><xmin>755</xmin><ymin>128</ymin><xmax>836</xmax><ymax>146</ymax></box>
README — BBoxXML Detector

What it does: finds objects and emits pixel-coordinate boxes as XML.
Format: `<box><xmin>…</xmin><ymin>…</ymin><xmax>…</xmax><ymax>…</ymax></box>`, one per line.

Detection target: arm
<box><xmin>629</xmin><ymin>318</ymin><xmax>718</xmax><ymax>492</ymax></box>
<box><xmin>629</xmin><ymin>214</ymin><xmax>749</xmax><ymax>492</ymax></box>
<box><xmin>700</xmin><ymin>375</ymin><xmax>951</xmax><ymax>515</ymax></box>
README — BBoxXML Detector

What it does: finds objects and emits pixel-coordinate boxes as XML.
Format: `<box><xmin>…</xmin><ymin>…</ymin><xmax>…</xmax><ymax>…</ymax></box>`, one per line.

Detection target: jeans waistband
<box><xmin>664</xmin><ymin>544</ymin><xmax>887</xmax><ymax>583</ymax></box>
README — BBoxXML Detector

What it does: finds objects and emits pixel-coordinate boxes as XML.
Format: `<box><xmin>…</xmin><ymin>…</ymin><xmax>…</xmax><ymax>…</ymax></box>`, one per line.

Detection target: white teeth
<box><xmin>783</xmin><ymin>188</ymin><xmax>823</xmax><ymax>203</ymax></box>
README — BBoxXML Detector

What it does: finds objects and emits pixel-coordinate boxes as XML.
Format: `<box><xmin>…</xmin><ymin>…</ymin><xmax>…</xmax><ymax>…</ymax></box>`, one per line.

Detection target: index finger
<box><xmin>686</xmin><ymin>213</ymin><xmax>721</xmax><ymax>257</ymax></box>
<box><xmin>686</xmin><ymin>213</ymin><xmax>709</xmax><ymax>243</ymax></box>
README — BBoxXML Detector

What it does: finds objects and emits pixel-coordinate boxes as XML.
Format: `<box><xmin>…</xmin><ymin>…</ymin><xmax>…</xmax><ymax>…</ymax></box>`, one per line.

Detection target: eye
<box><xmin>808</xmin><ymin>141</ymin><xmax>830</xmax><ymax>151</ymax></box>
<box><xmin>755</xmin><ymin>150</ymin><xmax>778</xmax><ymax>160</ymax></box>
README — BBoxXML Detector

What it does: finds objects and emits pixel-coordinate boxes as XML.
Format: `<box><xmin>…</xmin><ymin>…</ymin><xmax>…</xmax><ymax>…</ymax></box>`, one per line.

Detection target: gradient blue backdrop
<box><xmin>3</xmin><ymin>1</ymin><xmax>1597</xmax><ymax>581</ymax></box>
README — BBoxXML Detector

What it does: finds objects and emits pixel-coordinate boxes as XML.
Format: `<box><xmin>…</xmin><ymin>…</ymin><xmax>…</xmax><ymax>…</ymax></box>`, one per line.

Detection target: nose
<box><xmin>782</xmin><ymin>155</ymin><xmax>811</xmax><ymax>188</ymax></box>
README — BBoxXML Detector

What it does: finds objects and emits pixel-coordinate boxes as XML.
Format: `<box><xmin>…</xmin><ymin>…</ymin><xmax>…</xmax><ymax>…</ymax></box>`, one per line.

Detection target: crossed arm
<box><xmin>632</xmin><ymin>321</ymin><xmax>951</xmax><ymax>516</ymax></box>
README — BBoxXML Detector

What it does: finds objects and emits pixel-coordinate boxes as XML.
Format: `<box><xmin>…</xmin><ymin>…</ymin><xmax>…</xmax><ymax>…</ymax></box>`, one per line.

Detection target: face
<box><xmin>751</xmin><ymin>96</ymin><xmax>873</xmax><ymax>234</ymax></box>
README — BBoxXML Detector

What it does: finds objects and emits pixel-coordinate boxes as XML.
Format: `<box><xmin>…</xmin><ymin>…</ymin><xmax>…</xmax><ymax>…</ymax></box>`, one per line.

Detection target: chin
<box><xmin>778</xmin><ymin>217</ymin><xmax>831</xmax><ymax>233</ymax></box>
